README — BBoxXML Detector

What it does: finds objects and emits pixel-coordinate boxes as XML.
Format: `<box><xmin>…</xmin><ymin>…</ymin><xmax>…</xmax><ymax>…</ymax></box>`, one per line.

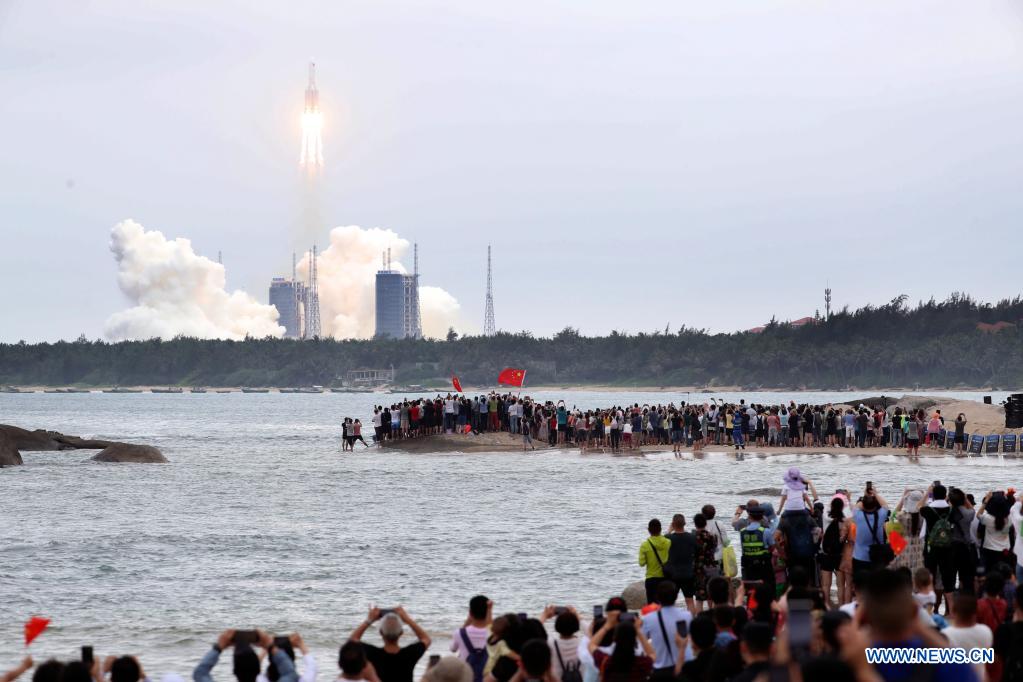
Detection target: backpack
<box><xmin>786</xmin><ymin>518</ymin><xmax>818</xmax><ymax>560</ymax></box>
<box><xmin>553</xmin><ymin>640</ymin><xmax>583</xmax><ymax>682</ymax></box>
<box><xmin>822</xmin><ymin>519</ymin><xmax>843</xmax><ymax>556</ymax></box>
<box><xmin>459</xmin><ymin>628</ymin><xmax>488</xmax><ymax>682</ymax></box>
<box><xmin>927</xmin><ymin>510</ymin><xmax>954</xmax><ymax>550</ymax></box>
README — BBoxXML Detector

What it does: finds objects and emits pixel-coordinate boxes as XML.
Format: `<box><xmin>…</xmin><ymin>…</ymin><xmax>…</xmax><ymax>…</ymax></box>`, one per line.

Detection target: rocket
<box><xmin>305</xmin><ymin>62</ymin><xmax>319</xmax><ymax>112</ymax></box>
<box><xmin>300</xmin><ymin>61</ymin><xmax>324</xmax><ymax>171</ymax></box>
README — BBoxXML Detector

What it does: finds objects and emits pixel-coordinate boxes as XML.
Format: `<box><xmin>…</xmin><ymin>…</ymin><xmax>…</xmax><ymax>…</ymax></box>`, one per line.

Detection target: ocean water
<box><xmin>0</xmin><ymin>390</ymin><xmax>1017</xmax><ymax>677</ymax></box>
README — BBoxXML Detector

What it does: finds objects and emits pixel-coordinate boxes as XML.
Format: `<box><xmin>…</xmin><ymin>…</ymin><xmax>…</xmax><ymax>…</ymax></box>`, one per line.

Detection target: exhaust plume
<box><xmin>104</xmin><ymin>220</ymin><xmax>285</xmax><ymax>341</ymax></box>
<box><xmin>300</xmin><ymin>225</ymin><xmax>465</xmax><ymax>339</ymax></box>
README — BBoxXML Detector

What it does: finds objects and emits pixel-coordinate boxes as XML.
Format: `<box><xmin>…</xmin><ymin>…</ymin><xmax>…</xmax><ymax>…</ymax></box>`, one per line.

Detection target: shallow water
<box><xmin>1</xmin><ymin>390</ymin><xmax>1018</xmax><ymax>677</ymax></box>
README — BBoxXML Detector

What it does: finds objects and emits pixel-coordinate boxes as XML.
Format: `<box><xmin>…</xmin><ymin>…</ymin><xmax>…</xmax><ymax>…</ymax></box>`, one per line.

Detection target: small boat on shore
<box><xmin>240</xmin><ymin>387</ymin><xmax>270</xmax><ymax>393</ymax></box>
<box><xmin>103</xmin><ymin>387</ymin><xmax>142</xmax><ymax>394</ymax></box>
<box><xmin>191</xmin><ymin>387</ymin><xmax>207</xmax><ymax>393</ymax></box>
<box><xmin>1</xmin><ymin>385</ymin><xmax>23</xmax><ymax>393</ymax></box>
<box><xmin>330</xmin><ymin>387</ymin><xmax>372</xmax><ymax>393</ymax></box>
<box><xmin>215</xmin><ymin>389</ymin><xmax>232</xmax><ymax>393</ymax></box>
<box><xmin>152</xmin><ymin>387</ymin><xmax>184</xmax><ymax>394</ymax></box>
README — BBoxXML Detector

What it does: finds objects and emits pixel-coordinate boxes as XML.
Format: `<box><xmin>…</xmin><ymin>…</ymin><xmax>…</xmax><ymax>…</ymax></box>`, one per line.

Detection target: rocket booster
<box><xmin>305</xmin><ymin>62</ymin><xmax>319</xmax><ymax>112</ymax></box>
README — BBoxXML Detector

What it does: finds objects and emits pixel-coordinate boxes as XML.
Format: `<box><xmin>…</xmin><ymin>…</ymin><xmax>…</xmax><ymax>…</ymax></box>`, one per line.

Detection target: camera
<box><xmin>554</xmin><ymin>606</ymin><xmax>568</xmax><ymax>616</ymax></box>
<box><xmin>233</xmin><ymin>630</ymin><xmax>260</xmax><ymax>646</ymax></box>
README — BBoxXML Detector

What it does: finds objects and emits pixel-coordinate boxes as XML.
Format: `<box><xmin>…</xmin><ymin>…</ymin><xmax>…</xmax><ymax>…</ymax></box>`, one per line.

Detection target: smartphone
<box><xmin>787</xmin><ymin>599</ymin><xmax>813</xmax><ymax>660</ymax></box>
<box><xmin>619</xmin><ymin>612</ymin><xmax>637</xmax><ymax>623</ymax></box>
<box><xmin>675</xmin><ymin>620</ymin><xmax>688</xmax><ymax>638</ymax></box>
<box><xmin>428</xmin><ymin>655</ymin><xmax>441</xmax><ymax>669</ymax></box>
<box><xmin>517</xmin><ymin>612</ymin><xmax>528</xmax><ymax>621</ymax></box>
<box><xmin>739</xmin><ymin>504</ymin><xmax>747</xmax><ymax>511</ymax></box>
<box><xmin>233</xmin><ymin>630</ymin><xmax>260</xmax><ymax>646</ymax></box>
<box><xmin>273</xmin><ymin>636</ymin><xmax>291</xmax><ymax>650</ymax></box>
<box><xmin>593</xmin><ymin>605</ymin><xmax>604</xmax><ymax>619</ymax></box>
<box><xmin>866</xmin><ymin>481</ymin><xmax>873</xmax><ymax>491</ymax></box>
<box><xmin>81</xmin><ymin>647</ymin><xmax>94</xmax><ymax>666</ymax></box>
<box><xmin>554</xmin><ymin>606</ymin><xmax>568</xmax><ymax>616</ymax></box>
<box><xmin>378</xmin><ymin>608</ymin><xmax>395</xmax><ymax>618</ymax></box>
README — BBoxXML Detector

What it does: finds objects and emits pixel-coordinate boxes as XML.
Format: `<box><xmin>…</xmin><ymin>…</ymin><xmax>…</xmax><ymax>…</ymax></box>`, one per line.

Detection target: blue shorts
<box><xmin>671</xmin><ymin>429</ymin><xmax>683</xmax><ymax>443</ymax></box>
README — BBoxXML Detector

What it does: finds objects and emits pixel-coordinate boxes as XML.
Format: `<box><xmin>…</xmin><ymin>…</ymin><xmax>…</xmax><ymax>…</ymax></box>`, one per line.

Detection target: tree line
<box><xmin>2</xmin><ymin>294</ymin><xmax>1021</xmax><ymax>389</ymax></box>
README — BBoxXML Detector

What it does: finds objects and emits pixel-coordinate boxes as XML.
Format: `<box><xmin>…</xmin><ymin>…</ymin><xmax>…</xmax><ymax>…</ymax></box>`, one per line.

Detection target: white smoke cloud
<box><xmin>104</xmin><ymin>220</ymin><xmax>284</xmax><ymax>341</ymax></box>
<box><xmin>303</xmin><ymin>224</ymin><xmax>466</xmax><ymax>339</ymax></box>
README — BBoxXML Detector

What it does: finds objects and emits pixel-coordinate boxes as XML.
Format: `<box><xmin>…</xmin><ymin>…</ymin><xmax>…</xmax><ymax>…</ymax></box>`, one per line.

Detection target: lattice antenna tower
<box><xmin>825</xmin><ymin>283</ymin><xmax>832</xmax><ymax>321</ymax></box>
<box><xmin>305</xmin><ymin>244</ymin><xmax>322</xmax><ymax>338</ymax></box>
<box><xmin>484</xmin><ymin>245</ymin><xmax>496</xmax><ymax>336</ymax></box>
<box><xmin>410</xmin><ymin>243</ymin><xmax>423</xmax><ymax>339</ymax></box>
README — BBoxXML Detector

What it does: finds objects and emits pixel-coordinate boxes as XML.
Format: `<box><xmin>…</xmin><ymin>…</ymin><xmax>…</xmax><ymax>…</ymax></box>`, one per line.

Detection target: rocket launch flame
<box><xmin>300</xmin><ymin>62</ymin><xmax>323</xmax><ymax>173</ymax></box>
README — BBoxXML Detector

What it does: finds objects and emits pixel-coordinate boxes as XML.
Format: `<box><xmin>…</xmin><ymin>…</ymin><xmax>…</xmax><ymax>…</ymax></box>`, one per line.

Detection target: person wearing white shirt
<box><xmin>1010</xmin><ymin>499</ymin><xmax>1023</xmax><ymax>584</ymax></box>
<box><xmin>640</xmin><ymin>582</ymin><xmax>692</xmax><ymax>673</ymax></box>
<box><xmin>977</xmin><ymin>491</ymin><xmax>1013</xmax><ymax>574</ymax></box>
<box><xmin>943</xmin><ymin>594</ymin><xmax>993</xmax><ymax>682</ymax></box>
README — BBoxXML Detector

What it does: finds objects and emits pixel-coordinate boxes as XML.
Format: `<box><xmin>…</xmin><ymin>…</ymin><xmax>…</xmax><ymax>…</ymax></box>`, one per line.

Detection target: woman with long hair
<box><xmin>586</xmin><ymin>613</ymin><xmax>655</xmax><ymax>682</ymax></box>
<box><xmin>820</xmin><ymin>496</ymin><xmax>853</xmax><ymax>608</ymax></box>
<box><xmin>977</xmin><ymin>490</ymin><xmax>1013</xmax><ymax>573</ymax></box>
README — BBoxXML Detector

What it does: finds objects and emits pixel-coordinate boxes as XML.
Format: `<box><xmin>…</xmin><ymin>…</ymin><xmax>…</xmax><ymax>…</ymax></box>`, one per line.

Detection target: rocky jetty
<box><xmin>0</xmin><ymin>424</ymin><xmax>166</xmax><ymax>465</ymax></box>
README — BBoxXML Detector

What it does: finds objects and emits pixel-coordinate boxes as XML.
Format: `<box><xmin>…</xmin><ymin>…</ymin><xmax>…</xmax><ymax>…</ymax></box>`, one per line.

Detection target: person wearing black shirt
<box><xmin>728</xmin><ymin>622</ymin><xmax>772</xmax><ymax>682</ymax></box>
<box><xmin>676</xmin><ymin>616</ymin><xmax>717</xmax><ymax>682</ymax></box>
<box><xmin>350</xmin><ymin>607</ymin><xmax>431</xmax><ymax>682</ymax></box>
<box><xmin>665</xmin><ymin>514</ymin><xmax>697</xmax><ymax>612</ymax></box>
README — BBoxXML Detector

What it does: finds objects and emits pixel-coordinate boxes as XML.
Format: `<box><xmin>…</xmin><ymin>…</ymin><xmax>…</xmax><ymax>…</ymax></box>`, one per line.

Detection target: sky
<box><xmin>2</xmin><ymin>0</ymin><xmax>1022</xmax><ymax>342</ymax></box>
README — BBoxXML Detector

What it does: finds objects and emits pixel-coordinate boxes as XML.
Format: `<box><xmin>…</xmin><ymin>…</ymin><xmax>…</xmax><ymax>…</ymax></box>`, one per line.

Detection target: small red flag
<box><xmin>452</xmin><ymin>375</ymin><xmax>462</xmax><ymax>393</ymax></box>
<box><xmin>463</xmin><ymin>424</ymin><xmax>472</xmax><ymax>434</ymax></box>
<box><xmin>25</xmin><ymin>616</ymin><xmax>50</xmax><ymax>646</ymax></box>
<box><xmin>889</xmin><ymin>530</ymin><xmax>907</xmax><ymax>556</ymax></box>
<box><xmin>497</xmin><ymin>367</ymin><xmax>526</xmax><ymax>387</ymax></box>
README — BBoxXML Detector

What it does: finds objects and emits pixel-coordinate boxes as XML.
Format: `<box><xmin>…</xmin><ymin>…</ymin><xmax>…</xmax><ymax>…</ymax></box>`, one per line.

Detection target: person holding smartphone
<box><xmin>640</xmin><ymin>582</ymin><xmax>692</xmax><ymax>676</ymax></box>
<box><xmin>350</xmin><ymin>606</ymin><xmax>431</xmax><ymax>682</ymax></box>
<box><xmin>193</xmin><ymin>629</ymin><xmax>297</xmax><ymax>682</ymax></box>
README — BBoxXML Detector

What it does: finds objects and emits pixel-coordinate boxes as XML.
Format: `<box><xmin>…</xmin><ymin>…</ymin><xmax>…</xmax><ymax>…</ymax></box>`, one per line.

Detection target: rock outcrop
<box><xmin>0</xmin><ymin>424</ymin><xmax>165</xmax><ymax>465</ymax></box>
<box><xmin>0</xmin><ymin>431</ymin><xmax>23</xmax><ymax>466</ymax></box>
<box><xmin>91</xmin><ymin>443</ymin><xmax>167</xmax><ymax>464</ymax></box>
<box><xmin>622</xmin><ymin>580</ymin><xmax>647</xmax><ymax>610</ymax></box>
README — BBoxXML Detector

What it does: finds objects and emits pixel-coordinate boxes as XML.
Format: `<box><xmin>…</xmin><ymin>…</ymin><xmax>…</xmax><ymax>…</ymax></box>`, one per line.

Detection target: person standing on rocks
<box><xmin>638</xmin><ymin>518</ymin><xmax>672</xmax><ymax>605</ymax></box>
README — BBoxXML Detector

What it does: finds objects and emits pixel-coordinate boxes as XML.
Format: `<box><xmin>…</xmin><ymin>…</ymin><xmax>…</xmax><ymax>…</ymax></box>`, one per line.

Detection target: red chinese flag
<box><xmin>497</xmin><ymin>368</ymin><xmax>526</xmax><ymax>387</ymax></box>
<box><xmin>25</xmin><ymin>616</ymin><xmax>50</xmax><ymax>646</ymax></box>
<box><xmin>452</xmin><ymin>375</ymin><xmax>462</xmax><ymax>393</ymax></box>
<box><xmin>889</xmin><ymin>530</ymin><xmax>907</xmax><ymax>556</ymax></box>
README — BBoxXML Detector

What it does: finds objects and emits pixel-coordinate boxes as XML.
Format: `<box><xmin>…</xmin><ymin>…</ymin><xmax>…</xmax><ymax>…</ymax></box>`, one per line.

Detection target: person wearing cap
<box><xmin>350</xmin><ymin>607</ymin><xmax>431</xmax><ymax>682</ymax></box>
<box><xmin>731</xmin><ymin>501</ymin><xmax>777</xmax><ymax>532</ymax></box>
<box><xmin>738</xmin><ymin>504</ymin><xmax>775</xmax><ymax>596</ymax></box>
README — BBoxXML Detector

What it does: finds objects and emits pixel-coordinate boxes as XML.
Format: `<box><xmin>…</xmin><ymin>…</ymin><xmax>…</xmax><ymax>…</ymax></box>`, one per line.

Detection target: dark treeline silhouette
<box><xmin>3</xmin><ymin>294</ymin><xmax>1022</xmax><ymax>388</ymax></box>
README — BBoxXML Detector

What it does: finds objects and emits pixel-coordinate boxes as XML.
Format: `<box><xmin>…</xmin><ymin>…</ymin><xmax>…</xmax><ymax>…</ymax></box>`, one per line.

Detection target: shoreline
<box><xmin>377</xmin><ymin>431</ymin><xmax>1020</xmax><ymax>457</ymax></box>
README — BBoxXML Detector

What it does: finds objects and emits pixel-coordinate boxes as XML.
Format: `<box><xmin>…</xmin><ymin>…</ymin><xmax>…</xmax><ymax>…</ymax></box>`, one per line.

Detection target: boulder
<box><xmin>0</xmin><ymin>431</ymin><xmax>23</xmax><ymax>466</ymax></box>
<box><xmin>622</xmin><ymin>580</ymin><xmax>647</xmax><ymax>610</ymax></box>
<box><xmin>91</xmin><ymin>443</ymin><xmax>168</xmax><ymax>464</ymax></box>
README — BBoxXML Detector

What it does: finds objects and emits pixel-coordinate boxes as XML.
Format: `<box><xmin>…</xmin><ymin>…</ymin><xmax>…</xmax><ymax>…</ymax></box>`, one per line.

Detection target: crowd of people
<box><xmin>361</xmin><ymin>394</ymin><xmax>973</xmax><ymax>456</ymax></box>
<box><xmin>11</xmin><ymin>472</ymin><xmax>1023</xmax><ymax>682</ymax></box>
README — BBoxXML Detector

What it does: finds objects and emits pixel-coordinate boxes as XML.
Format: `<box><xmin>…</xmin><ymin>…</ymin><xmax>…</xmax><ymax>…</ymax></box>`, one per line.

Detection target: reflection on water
<box><xmin>0</xmin><ymin>390</ymin><xmax>1016</xmax><ymax>676</ymax></box>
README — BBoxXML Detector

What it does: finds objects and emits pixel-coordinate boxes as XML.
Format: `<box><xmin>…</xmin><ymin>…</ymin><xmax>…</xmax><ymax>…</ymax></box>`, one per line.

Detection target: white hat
<box><xmin>904</xmin><ymin>489</ymin><xmax>926</xmax><ymax>514</ymax></box>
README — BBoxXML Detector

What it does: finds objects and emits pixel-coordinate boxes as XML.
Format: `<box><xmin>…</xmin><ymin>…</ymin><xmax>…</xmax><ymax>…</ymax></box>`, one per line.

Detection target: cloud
<box><xmin>104</xmin><ymin>220</ymin><xmax>284</xmax><ymax>341</ymax></box>
<box><xmin>304</xmin><ymin>224</ymin><xmax>465</xmax><ymax>339</ymax></box>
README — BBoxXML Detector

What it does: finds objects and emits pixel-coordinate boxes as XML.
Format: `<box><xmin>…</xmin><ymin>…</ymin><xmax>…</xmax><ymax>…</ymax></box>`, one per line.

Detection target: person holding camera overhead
<box><xmin>349</xmin><ymin>606</ymin><xmax>431</xmax><ymax>682</ymax></box>
<box><xmin>193</xmin><ymin>629</ymin><xmax>298</xmax><ymax>682</ymax></box>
